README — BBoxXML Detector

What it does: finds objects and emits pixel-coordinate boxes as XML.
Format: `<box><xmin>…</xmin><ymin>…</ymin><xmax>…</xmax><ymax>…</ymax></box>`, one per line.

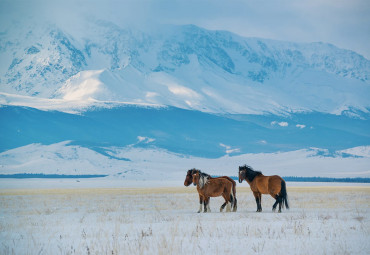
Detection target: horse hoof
<box><xmin>197</xmin><ymin>211</ymin><xmax>201</xmax><ymax>213</ymax></box>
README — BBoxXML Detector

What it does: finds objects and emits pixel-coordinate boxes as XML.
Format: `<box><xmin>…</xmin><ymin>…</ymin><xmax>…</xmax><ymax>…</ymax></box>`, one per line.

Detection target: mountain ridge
<box><xmin>1</xmin><ymin>20</ymin><xmax>369</xmax><ymax>115</ymax></box>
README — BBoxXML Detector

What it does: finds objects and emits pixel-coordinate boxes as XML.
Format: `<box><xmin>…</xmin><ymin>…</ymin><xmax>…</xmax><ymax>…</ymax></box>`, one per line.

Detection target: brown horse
<box><xmin>184</xmin><ymin>169</ymin><xmax>237</xmax><ymax>212</ymax></box>
<box><xmin>238</xmin><ymin>165</ymin><xmax>289</xmax><ymax>213</ymax></box>
<box><xmin>192</xmin><ymin>171</ymin><xmax>235</xmax><ymax>213</ymax></box>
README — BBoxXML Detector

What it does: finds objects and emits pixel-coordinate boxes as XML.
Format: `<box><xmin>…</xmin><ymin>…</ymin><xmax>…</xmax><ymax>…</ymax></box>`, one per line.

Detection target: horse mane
<box><xmin>241</xmin><ymin>165</ymin><xmax>262</xmax><ymax>182</ymax></box>
<box><xmin>190</xmin><ymin>168</ymin><xmax>210</xmax><ymax>188</ymax></box>
<box><xmin>199</xmin><ymin>173</ymin><xmax>210</xmax><ymax>188</ymax></box>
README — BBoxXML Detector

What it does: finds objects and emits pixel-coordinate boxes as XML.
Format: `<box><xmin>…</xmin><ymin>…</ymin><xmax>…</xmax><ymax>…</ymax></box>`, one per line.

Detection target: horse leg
<box><xmin>258</xmin><ymin>193</ymin><xmax>262</xmax><ymax>212</ymax></box>
<box><xmin>226</xmin><ymin>192</ymin><xmax>232</xmax><ymax>212</ymax></box>
<box><xmin>271</xmin><ymin>194</ymin><xmax>283</xmax><ymax>213</ymax></box>
<box><xmin>272</xmin><ymin>199</ymin><xmax>278</xmax><ymax>212</ymax></box>
<box><xmin>232</xmin><ymin>196</ymin><xmax>237</xmax><ymax>212</ymax></box>
<box><xmin>204</xmin><ymin>197</ymin><xmax>211</xmax><ymax>213</ymax></box>
<box><xmin>253</xmin><ymin>192</ymin><xmax>258</xmax><ymax>212</ymax></box>
<box><xmin>222</xmin><ymin>193</ymin><xmax>232</xmax><ymax>212</ymax></box>
<box><xmin>220</xmin><ymin>202</ymin><xmax>227</xmax><ymax>212</ymax></box>
<box><xmin>198</xmin><ymin>194</ymin><xmax>203</xmax><ymax>213</ymax></box>
<box><xmin>271</xmin><ymin>193</ymin><xmax>279</xmax><ymax>212</ymax></box>
<box><xmin>278</xmin><ymin>196</ymin><xmax>283</xmax><ymax>213</ymax></box>
<box><xmin>220</xmin><ymin>193</ymin><xmax>226</xmax><ymax>212</ymax></box>
<box><xmin>253</xmin><ymin>192</ymin><xmax>261</xmax><ymax>212</ymax></box>
<box><xmin>226</xmin><ymin>201</ymin><xmax>231</xmax><ymax>212</ymax></box>
<box><xmin>220</xmin><ymin>193</ymin><xmax>230</xmax><ymax>212</ymax></box>
<box><xmin>207</xmin><ymin>198</ymin><xmax>211</xmax><ymax>212</ymax></box>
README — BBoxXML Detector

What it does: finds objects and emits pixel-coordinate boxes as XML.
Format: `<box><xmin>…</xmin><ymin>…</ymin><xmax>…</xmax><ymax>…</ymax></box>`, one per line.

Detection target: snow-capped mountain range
<box><xmin>1</xmin><ymin>18</ymin><xmax>370</xmax><ymax>178</ymax></box>
<box><xmin>1</xmin><ymin>19</ymin><xmax>369</xmax><ymax>115</ymax></box>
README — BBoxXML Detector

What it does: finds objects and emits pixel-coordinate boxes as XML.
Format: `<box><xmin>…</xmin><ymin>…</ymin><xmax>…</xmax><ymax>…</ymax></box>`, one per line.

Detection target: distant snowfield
<box><xmin>1</xmin><ymin>141</ymin><xmax>370</xmax><ymax>187</ymax></box>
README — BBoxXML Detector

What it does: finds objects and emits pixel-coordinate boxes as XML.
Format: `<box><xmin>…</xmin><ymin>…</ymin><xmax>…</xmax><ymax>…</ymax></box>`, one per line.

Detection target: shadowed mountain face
<box><xmin>1</xmin><ymin>105</ymin><xmax>369</xmax><ymax>158</ymax></box>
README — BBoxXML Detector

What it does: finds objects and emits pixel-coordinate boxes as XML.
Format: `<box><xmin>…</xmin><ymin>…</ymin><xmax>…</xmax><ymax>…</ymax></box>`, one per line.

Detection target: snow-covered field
<box><xmin>1</xmin><ymin>185</ymin><xmax>369</xmax><ymax>254</ymax></box>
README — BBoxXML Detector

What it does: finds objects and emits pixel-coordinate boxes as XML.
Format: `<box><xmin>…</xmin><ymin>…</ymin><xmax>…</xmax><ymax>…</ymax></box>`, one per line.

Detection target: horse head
<box><xmin>184</xmin><ymin>168</ymin><xmax>201</xmax><ymax>186</ymax></box>
<box><xmin>239</xmin><ymin>164</ymin><xmax>262</xmax><ymax>183</ymax></box>
<box><xmin>238</xmin><ymin>165</ymin><xmax>247</xmax><ymax>183</ymax></box>
<box><xmin>184</xmin><ymin>169</ymin><xmax>194</xmax><ymax>186</ymax></box>
<box><xmin>192</xmin><ymin>171</ymin><xmax>200</xmax><ymax>186</ymax></box>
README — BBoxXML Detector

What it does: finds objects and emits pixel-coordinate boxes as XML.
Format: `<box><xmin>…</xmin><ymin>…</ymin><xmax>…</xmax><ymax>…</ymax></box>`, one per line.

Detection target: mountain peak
<box><xmin>1</xmin><ymin>21</ymin><xmax>369</xmax><ymax>115</ymax></box>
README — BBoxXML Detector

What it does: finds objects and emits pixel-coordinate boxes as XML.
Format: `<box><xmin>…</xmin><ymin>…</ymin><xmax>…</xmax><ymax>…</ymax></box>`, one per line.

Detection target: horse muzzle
<box><xmin>238</xmin><ymin>179</ymin><xmax>242</xmax><ymax>183</ymax></box>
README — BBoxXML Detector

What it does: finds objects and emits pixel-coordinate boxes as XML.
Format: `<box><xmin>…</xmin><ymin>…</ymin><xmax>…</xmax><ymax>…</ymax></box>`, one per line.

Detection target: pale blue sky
<box><xmin>1</xmin><ymin>0</ymin><xmax>369</xmax><ymax>58</ymax></box>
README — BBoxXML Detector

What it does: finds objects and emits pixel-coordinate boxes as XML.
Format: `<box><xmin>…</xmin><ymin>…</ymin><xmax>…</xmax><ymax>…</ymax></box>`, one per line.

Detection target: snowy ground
<box><xmin>1</xmin><ymin>185</ymin><xmax>369</xmax><ymax>254</ymax></box>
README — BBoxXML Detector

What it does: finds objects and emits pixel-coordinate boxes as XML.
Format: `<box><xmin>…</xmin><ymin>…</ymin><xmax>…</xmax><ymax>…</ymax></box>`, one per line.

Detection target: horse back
<box><xmin>251</xmin><ymin>175</ymin><xmax>281</xmax><ymax>194</ymax></box>
<box><xmin>217</xmin><ymin>176</ymin><xmax>236</xmax><ymax>185</ymax></box>
<box><xmin>203</xmin><ymin>178</ymin><xmax>233</xmax><ymax>197</ymax></box>
<box><xmin>267</xmin><ymin>175</ymin><xmax>284</xmax><ymax>194</ymax></box>
<box><xmin>252</xmin><ymin>175</ymin><xmax>269</xmax><ymax>194</ymax></box>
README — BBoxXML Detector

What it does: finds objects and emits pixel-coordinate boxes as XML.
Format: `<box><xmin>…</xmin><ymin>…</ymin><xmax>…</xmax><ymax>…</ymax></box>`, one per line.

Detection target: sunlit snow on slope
<box><xmin>58</xmin><ymin>70</ymin><xmax>105</xmax><ymax>101</ymax></box>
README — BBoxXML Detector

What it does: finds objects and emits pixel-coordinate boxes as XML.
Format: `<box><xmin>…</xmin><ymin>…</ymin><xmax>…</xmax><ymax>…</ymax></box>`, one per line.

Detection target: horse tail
<box><xmin>280</xmin><ymin>180</ymin><xmax>289</xmax><ymax>210</ymax></box>
<box><xmin>233</xmin><ymin>196</ymin><xmax>237</xmax><ymax>212</ymax></box>
<box><xmin>231</xmin><ymin>179</ymin><xmax>238</xmax><ymax>212</ymax></box>
<box><xmin>219</xmin><ymin>176</ymin><xmax>237</xmax><ymax>211</ymax></box>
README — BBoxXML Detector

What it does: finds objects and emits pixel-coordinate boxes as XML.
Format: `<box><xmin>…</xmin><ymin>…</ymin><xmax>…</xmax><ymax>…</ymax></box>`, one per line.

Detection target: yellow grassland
<box><xmin>0</xmin><ymin>185</ymin><xmax>369</xmax><ymax>196</ymax></box>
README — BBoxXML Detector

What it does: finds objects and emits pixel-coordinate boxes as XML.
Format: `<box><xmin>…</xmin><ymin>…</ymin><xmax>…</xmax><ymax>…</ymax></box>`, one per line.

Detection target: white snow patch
<box><xmin>271</xmin><ymin>121</ymin><xmax>289</xmax><ymax>127</ymax></box>
<box><xmin>58</xmin><ymin>70</ymin><xmax>105</xmax><ymax>101</ymax></box>
<box><xmin>145</xmin><ymin>91</ymin><xmax>159</xmax><ymax>98</ymax></box>
<box><xmin>339</xmin><ymin>146</ymin><xmax>370</xmax><ymax>158</ymax></box>
<box><xmin>0</xmin><ymin>92</ymin><xmax>164</xmax><ymax>114</ymax></box>
<box><xmin>219</xmin><ymin>143</ymin><xmax>240</xmax><ymax>154</ymax></box>
<box><xmin>137</xmin><ymin>136</ymin><xmax>155</xmax><ymax>144</ymax></box>
<box><xmin>168</xmin><ymin>85</ymin><xmax>199</xmax><ymax>98</ymax></box>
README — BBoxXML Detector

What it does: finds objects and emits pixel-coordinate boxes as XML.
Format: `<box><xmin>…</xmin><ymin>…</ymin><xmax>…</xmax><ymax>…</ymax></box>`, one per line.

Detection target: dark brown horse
<box><xmin>192</xmin><ymin>171</ymin><xmax>235</xmax><ymax>213</ymax></box>
<box><xmin>184</xmin><ymin>169</ymin><xmax>237</xmax><ymax>212</ymax></box>
<box><xmin>238</xmin><ymin>165</ymin><xmax>289</xmax><ymax>213</ymax></box>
